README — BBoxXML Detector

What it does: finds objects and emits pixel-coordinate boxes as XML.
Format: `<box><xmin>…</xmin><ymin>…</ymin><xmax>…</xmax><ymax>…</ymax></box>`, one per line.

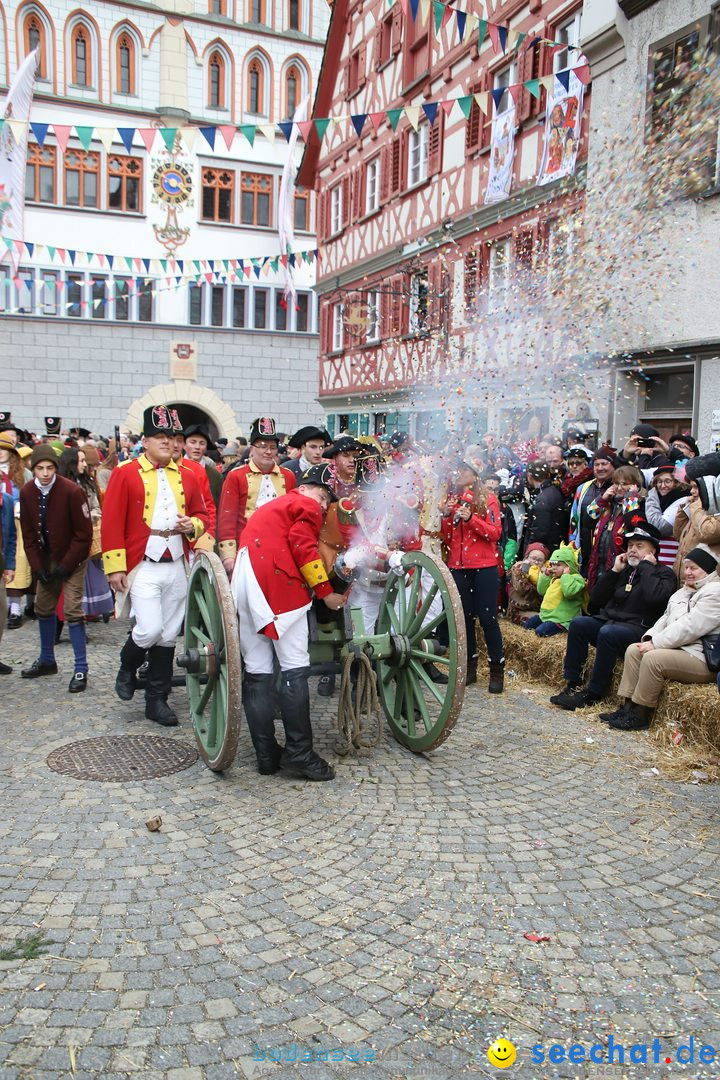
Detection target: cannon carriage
<box><xmin>177</xmin><ymin>548</ymin><xmax>467</xmax><ymax>772</ymax></box>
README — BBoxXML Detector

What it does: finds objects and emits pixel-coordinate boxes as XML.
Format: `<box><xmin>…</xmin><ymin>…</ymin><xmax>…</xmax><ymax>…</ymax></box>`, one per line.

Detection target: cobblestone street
<box><xmin>0</xmin><ymin>617</ymin><xmax>718</xmax><ymax>1080</ymax></box>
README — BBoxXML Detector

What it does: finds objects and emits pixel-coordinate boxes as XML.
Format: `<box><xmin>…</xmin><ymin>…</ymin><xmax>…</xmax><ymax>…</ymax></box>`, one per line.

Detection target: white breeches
<box><xmin>130</xmin><ymin>559</ymin><xmax>187</xmax><ymax>649</ymax></box>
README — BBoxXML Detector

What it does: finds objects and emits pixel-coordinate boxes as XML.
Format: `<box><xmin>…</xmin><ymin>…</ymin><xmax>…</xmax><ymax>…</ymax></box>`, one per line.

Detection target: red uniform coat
<box><xmin>218</xmin><ymin>461</ymin><xmax>296</xmax><ymax>561</ymax></box>
<box><xmin>242</xmin><ymin>490</ymin><xmax>333</xmax><ymax>632</ymax></box>
<box><xmin>441</xmin><ymin>493</ymin><xmax>503</xmax><ymax>570</ymax></box>
<box><xmin>101</xmin><ymin>454</ymin><xmax>209</xmax><ymax>576</ymax></box>
<box><xmin>180</xmin><ymin>457</ymin><xmax>217</xmax><ymax>536</ymax></box>
<box><xmin>20</xmin><ymin>476</ymin><xmax>92</xmax><ymax>575</ymax></box>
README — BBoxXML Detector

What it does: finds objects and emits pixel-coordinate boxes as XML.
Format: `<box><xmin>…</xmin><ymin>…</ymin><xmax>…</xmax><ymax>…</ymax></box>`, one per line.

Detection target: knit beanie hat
<box><xmin>525</xmin><ymin>543</ymin><xmax>550</xmax><ymax>559</ymax></box>
<box><xmin>685</xmin><ymin>545</ymin><xmax>720</xmax><ymax>575</ymax></box>
<box><xmin>30</xmin><ymin>445</ymin><xmax>59</xmax><ymax>469</ymax></box>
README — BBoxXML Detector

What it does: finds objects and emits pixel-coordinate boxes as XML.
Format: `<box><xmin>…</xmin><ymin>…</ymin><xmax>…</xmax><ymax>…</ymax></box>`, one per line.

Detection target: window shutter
<box><xmin>357</xmin><ymin>41</ymin><xmax>367</xmax><ymax>87</ymax></box>
<box><xmin>316</xmin><ymin>192</ymin><xmax>325</xmax><ymax>241</ymax></box>
<box><xmin>373</xmin><ymin>24</ymin><xmax>382</xmax><ymax>69</ymax></box>
<box><xmin>465</xmin><ymin>90</ymin><xmax>481</xmax><ymax>153</ymax></box>
<box><xmin>389</xmin><ymin>274</ymin><xmax>403</xmax><ymax>336</ymax></box>
<box><xmin>428</xmin><ymin>261</ymin><xmax>444</xmax><ymax>330</ymax></box>
<box><xmin>353</xmin><ymin>167</ymin><xmax>364</xmax><ymax>220</ymax></box>
<box><xmin>380</xmin><ymin>146</ymin><xmax>390</xmax><ymax>201</ymax></box>
<box><xmin>517</xmin><ymin>45</ymin><xmax>534</xmax><ymax>124</ymax></box>
<box><xmin>532</xmin><ymin>23</ymin><xmax>551</xmax><ymax>117</ymax></box>
<box><xmin>480</xmin><ymin>72</ymin><xmax>492</xmax><ymax>149</ymax></box>
<box><xmin>342</xmin><ymin>174</ymin><xmax>351</xmax><ymax>226</ymax></box>
<box><xmin>391</xmin><ymin>6</ymin><xmax>403</xmax><ymax>54</ymax></box>
<box><xmin>390</xmin><ymin>136</ymin><xmax>402</xmax><ymax>194</ymax></box>
<box><xmin>428</xmin><ymin>114</ymin><xmax>442</xmax><ymax>175</ymax></box>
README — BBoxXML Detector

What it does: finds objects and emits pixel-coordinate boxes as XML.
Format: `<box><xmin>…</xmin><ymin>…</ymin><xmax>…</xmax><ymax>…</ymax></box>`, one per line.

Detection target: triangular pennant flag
<box><xmin>419</xmin><ymin>0</ymin><xmax>430</xmax><ymax>27</ymax></box>
<box><xmin>53</xmin><ymin>124</ymin><xmax>72</xmax><ymax>153</ymax></box>
<box><xmin>456</xmin><ymin>10</ymin><xmax>467</xmax><ymax>41</ymax></box>
<box><xmin>506</xmin><ymin>28</ymin><xmax>518</xmax><ymax>51</ymax></box>
<box><xmin>180</xmin><ymin>127</ymin><xmax>197</xmax><ymax>153</ymax></box>
<box><xmin>409</xmin><ymin>0</ymin><xmax>419</xmax><ymax>21</ymax></box>
<box><xmin>491</xmin><ymin>87</ymin><xmax>505</xmax><ymax>111</ymax></box>
<box><xmin>57</xmin><ymin>248</ymin><xmax>67</xmax><ymax>263</ymax></box>
<box><xmin>25</xmin><ymin>242</ymin><xmax>34</xmax><ymax>257</ymax></box>
<box><xmin>239</xmin><ymin>124</ymin><xmax>255</xmax><ymax>146</ymax></box>
<box><xmin>117</xmin><ymin>127</ymin><xmax>136</xmax><ymax>152</ymax></box>
<box><xmin>138</xmin><ymin>127</ymin><xmax>156</xmax><ymax>152</ymax></box>
<box><xmin>68</xmin><ymin>250</ymin><xmax>77</xmax><ymax>265</ymax></box>
<box><xmin>368</xmin><ymin>112</ymin><xmax>384</xmax><ymax>132</ymax></box>
<box><xmin>477</xmin><ymin>18</ymin><xmax>488</xmax><ymax>47</ymax></box>
<box><xmin>218</xmin><ymin>125</ymin><xmax>235</xmax><ymax>149</ymax></box>
<box><xmin>97</xmin><ymin>127</ymin><xmax>115</xmax><ymax>151</ymax></box>
<box><xmin>457</xmin><ymin>96</ymin><xmax>473</xmax><ymax>119</ymax></box>
<box><xmin>160</xmin><ymin>128</ymin><xmax>177</xmax><ymax>152</ymax></box>
<box><xmin>314</xmin><ymin>118</ymin><xmax>331</xmax><ymax>140</ymax></box>
<box><xmin>8</xmin><ymin>120</ymin><xmax>26</xmax><ymax>143</ymax></box>
<box><xmin>508</xmin><ymin>83</ymin><xmax>523</xmax><ymax>105</ymax></box>
<box><xmin>107</xmin><ymin>255</ymin><xmax>114</xmax><ymax>269</ymax></box>
<box><xmin>540</xmin><ymin>75</ymin><xmax>556</xmax><ymax>94</ymax></box>
<box><xmin>523</xmin><ymin>35</ymin><xmax>542</xmax><ymax>52</ymax></box>
<box><xmin>405</xmin><ymin>105</ymin><xmax>421</xmax><ymax>131</ymax></box>
<box><xmin>75</xmin><ymin>125</ymin><xmax>94</xmax><ymax>150</ymax></box>
<box><xmin>433</xmin><ymin>0</ymin><xmax>444</xmax><ymax>34</ymax></box>
<box><xmin>556</xmin><ymin>69</ymin><xmax>571</xmax><ymax>92</ymax></box>
<box><xmin>298</xmin><ymin>120</ymin><xmax>314</xmax><ymax>140</ymax></box>
<box><xmin>474</xmin><ymin>91</ymin><xmax>490</xmax><ymax>115</ymax></box>
<box><xmin>199</xmin><ymin>125</ymin><xmax>217</xmax><ymax>150</ymax></box>
<box><xmin>422</xmin><ymin>102</ymin><xmax>438</xmax><ymax>126</ymax></box>
<box><xmin>47</xmin><ymin>246</ymin><xmax>56</xmax><ymax>261</ymax></box>
<box><xmin>30</xmin><ymin>122</ymin><xmax>49</xmax><ymax>148</ymax></box>
<box><xmin>142</xmin><ymin>258</ymin><xmax>151</xmax><ymax>273</ymax></box>
<box><xmin>488</xmin><ymin>22</ymin><xmax>499</xmax><ymax>52</ymax></box>
<box><xmin>466</xmin><ymin>14</ymin><xmax>477</xmax><ymax>36</ymax></box>
<box><xmin>441</xmin><ymin>99</ymin><xmax>456</xmax><ymax>118</ymax></box>
<box><xmin>260</xmin><ymin>124</ymin><xmax>276</xmax><ymax>143</ymax></box>
<box><xmin>498</xmin><ymin>26</ymin><xmax>508</xmax><ymax>52</ymax></box>
<box><xmin>351</xmin><ymin>114</ymin><xmax>367</xmax><ymax>137</ymax></box>
<box><xmin>387</xmin><ymin>108</ymin><xmax>403</xmax><ymax>132</ymax></box>
<box><xmin>525</xmin><ymin>78</ymin><xmax>541</xmax><ymax>100</ymax></box>
<box><xmin>280</xmin><ymin>254</ymin><xmax>289</xmax><ymax>268</ymax></box>
<box><xmin>573</xmin><ymin>64</ymin><xmax>592</xmax><ymax>85</ymax></box>
<box><xmin>514</xmin><ymin>30</ymin><xmax>526</xmax><ymax>52</ymax></box>
<box><xmin>278</xmin><ymin>121</ymin><xmax>294</xmax><ymax>142</ymax></box>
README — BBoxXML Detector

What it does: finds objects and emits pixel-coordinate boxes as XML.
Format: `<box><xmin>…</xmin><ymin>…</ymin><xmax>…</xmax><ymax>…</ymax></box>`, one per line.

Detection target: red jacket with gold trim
<box><xmin>101</xmin><ymin>454</ymin><xmax>209</xmax><ymax>576</ymax></box>
<box><xmin>242</xmin><ymin>490</ymin><xmax>333</xmax><ymax>616</ymax></box>
<box><xmin>180</xmin><ymin>457</ymin><xmax>217</xmax><ymax>537</ymax></box>
<box><xmin>218</xmin><ymin>461</ymin><xmax>296</xmax><ymax>561</ymax></box>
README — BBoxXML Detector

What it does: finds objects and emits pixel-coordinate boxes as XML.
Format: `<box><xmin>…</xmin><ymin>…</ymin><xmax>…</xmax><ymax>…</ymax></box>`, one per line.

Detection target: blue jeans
<box><xmin>564</xmin><ymin>616</ymin><xmax>643</xmax><ymax>697</ymax></box>
<box><xmin>523</xmin><ymin>614</ymin><xmax>566</xmax><ymax>638</ymax></box>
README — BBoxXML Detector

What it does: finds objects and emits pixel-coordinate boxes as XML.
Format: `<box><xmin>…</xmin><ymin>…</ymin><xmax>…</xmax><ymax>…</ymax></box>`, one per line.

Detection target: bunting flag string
<box><xmin>6</xmin><ymin>65</ymin><xmax>590</xmax><ymax>159</ymax></box>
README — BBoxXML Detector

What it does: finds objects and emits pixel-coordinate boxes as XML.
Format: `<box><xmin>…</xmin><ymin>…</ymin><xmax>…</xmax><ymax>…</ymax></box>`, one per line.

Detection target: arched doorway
<box><xmin>124</xmin><ymin>382</ymin><xmax>239</xmax><ymax>439</ymax></box>
<box><xmin>167</xmin><ymin>403</ymin><xmax>219</xmax><ymax>443</ymax></box>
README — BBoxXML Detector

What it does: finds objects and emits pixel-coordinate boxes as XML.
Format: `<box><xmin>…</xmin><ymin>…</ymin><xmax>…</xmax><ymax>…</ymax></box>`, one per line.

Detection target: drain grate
<box><xmin>47</xmin><ymin>734</ymin><xmax>198</xmax><ymax>782</ymax></box>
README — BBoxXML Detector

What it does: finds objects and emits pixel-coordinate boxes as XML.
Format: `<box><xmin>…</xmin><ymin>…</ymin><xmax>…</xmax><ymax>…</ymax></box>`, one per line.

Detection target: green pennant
<box><xmin>525</xmin><ymin>79</ymin><xmax>541</xmax><ymax>100</ymax></box>
<box><xmin>193</xmin><ymin>260</ymin><xmax>202</xmax><ymax>274</ymax></box>
<box><xmin>271</xmin><ymin>257</ymin><xmax>279</xmax><ymax>272</ymax></box>
<box><xmin>160</xmin><ymin>259</ymin><xmax>168</xmax><ymax>272</ymax></box>
<box><xmin>514</xmin><ymin>30</ymin><xmax>526</xmax><ymax>53</ymax></box>
<box><xmin>240</xmin><ymin>124</ymin><xmax>255</xmax><ymax>146</ymax></box>
<box><xmin>160</xmin><ymin>128</ymin><xmax>177</xmax><ymax>152</ymax></box>
<box><xmin>457</xmin><ymin>96</ymin><xmax>473</xmax><ymax>119</ymax></box>
<box><xmin>387</xmin><ymin>108</ymin><xmax>403</xmax><ymax>132</ymax></box>
<box><xmin>314</xmin><ymin>118</ymin><xmax>331</xmax><ymax>140</ymax></box>
<box><xmin>75</xmin><ymin>126</ymin><xmax>94</xmax><ymax>150</ymax></box>
<box><xmin>223</xmin><ymin>259</ymin><xmax>230</xmax><ymax>272</ymax></box>
<box><xmin>47</xmin><ymin>246</ymin><xmax>56</xmax><ymax>261</ymax></box>
<box><xmin>433</xmin><ymin>0</ymin><xmax>444</xmax><ymax>34</ymax></box>
<box><xmin>477</xmin><ymin>19</ymin><xmax>487</xmax><ymax>47</ymax></box>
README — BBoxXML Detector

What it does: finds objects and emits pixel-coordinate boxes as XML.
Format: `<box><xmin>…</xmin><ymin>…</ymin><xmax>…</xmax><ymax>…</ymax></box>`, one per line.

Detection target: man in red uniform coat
<box><xmin>169</xmin><ymin>409</ymin><xmax>216</xmax><ymax>546</ymax></box>
<box><xmin>231</xmin><ymin>466</ymin><xmax>346</xmax><ymax>780</ymax></box>
<box><xmin>20</xmin><ymin>444</ymin><xmax>92</xmax><ymax>691</ymax></box>
<box><xmin>102</xmin><ymin>405</ymin><xmax>209</xmax><ymax>726</ymax></box>
<box><xmin>218</xmin><ymin>417</ymin><xmax>295</xmax><ymax>574</ymax></box>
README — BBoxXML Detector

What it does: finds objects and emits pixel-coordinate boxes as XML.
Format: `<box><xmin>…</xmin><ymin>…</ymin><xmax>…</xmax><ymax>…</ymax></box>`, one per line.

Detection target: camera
<box><xmin>636</xmin><ymin>437</ymin><xmax>655</xmax><ymax>449</ymax></box>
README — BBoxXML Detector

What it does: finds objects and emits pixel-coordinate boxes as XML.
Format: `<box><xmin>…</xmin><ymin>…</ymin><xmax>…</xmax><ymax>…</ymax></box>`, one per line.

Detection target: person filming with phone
<box><xmin>617</xmin><ymin>423</ymin><xmax>672</xmax><ymax>485</ymax></box>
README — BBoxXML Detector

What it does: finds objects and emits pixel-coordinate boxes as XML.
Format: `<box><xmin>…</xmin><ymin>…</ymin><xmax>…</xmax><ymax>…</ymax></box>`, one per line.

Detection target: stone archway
<box><xmin>124</xmin><ymin>381</ymin><xmax>239</xmax><ymax>439</ymax></box>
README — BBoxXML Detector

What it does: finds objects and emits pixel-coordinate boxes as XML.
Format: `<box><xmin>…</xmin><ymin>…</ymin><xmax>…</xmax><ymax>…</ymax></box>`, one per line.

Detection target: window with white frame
<box><xmin>296</xmin><ymin>292</ymin><xmax>310</xmax><ymax>332</ymax></box>
<box><xmin>0</xmin><ymin>266</ymin><xmax>9</xmax><ymax>312</ymax></box>
<box><xmin>408</xmin><ymin>270</ymin><xmax>429</xmax><ymax>332</ymax></box>
<box><xmin>554</xmin><ymin>11</ymin><xmax>582</xmax><ymax>73</ymax></box>
<box><xmin>17</xmin><ymin>266</ymin><xmax>34</xmax><ymax>313</ymax></box>
<box><xmin>488</xmin><ymin>239</ymin><xmax>511</xmax><ymax>303</ymax></box>
<box><xmin>407</xmin><ymin>126</ymin><xmax>428</xmax><ymax>188</ymax></box>
<box><xmin>366</xmin><ymin>157</ymin><xmax>380</xmax><ymax>214</ymax></box>
<box><xmin>366</xmin><ymin>289</ymin><xmax>380</xmax><ymax>342</ymax></box>
<box><xmin>330</xmin><ymin>184</ymin><xmax>342</xmax><ymax>235</ymax></box>
<box><xmin>492</xmin><ymin>62</ymin><xmax>516</xmax><ymax>115</ymax></box>
<box><xmin>332</xmin><ymin>302</ymin><xmax>343</xmax><ymax>351</ymax></box>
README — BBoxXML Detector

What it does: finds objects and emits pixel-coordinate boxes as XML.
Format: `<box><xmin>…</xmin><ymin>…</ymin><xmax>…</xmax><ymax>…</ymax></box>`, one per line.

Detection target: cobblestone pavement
<box><xmin>0</xmin><ymin>617</ymin><xmax>718</xmax><ymax>1080</ymax></box>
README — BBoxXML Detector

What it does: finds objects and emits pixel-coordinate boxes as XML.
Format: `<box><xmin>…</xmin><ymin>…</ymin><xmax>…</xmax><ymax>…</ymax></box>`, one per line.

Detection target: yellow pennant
<box><xmin>540</xmin><ymin>75</ymin><xmax>557</xmax><ymax>95</ymax></box>
<box><xmin>96</xmin><ymin>127</ymin><xmax>115</xmax><ymax>152</ymax></box>
<box><xmin>260</xmin><ymin>124</ymin><xmax>276</xmax><ymax>142</ymax></box>
<box><xmin>405</xmin><ymin>105</ymin><xmax>421</xmax><ymax>131</ymax></box>
<box><xmin>8</xmin><ymin>120</ymin><xmax>26</xmax><ymax>141</ymax></box>
<box><xmin>180</xmin><ymin>127</ymin><xmax>198</xmax><ymax>153</ymax></box>
<box><xmin>419</xmin><ymin>0</ymin><xmax>430</xmax><ymax>26</ymax></box>
<box><xmin>474</xmin><ymin>91</ymin><xmax>490</xmax><ymax>115</ymax></box>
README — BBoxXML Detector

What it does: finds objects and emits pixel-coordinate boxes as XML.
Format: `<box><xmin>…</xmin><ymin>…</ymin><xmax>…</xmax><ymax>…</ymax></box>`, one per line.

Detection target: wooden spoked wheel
<box><xmin>375</xmin><ymin>550</ymin><xmax>466</xmax><ymax>752</ymax></box>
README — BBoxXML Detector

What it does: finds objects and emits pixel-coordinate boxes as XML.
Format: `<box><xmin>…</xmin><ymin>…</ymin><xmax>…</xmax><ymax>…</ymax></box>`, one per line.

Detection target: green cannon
<box><xmin>177</xmin><ymin>549</ymin><xmax>467</xmax><ymax>772</ymax></box>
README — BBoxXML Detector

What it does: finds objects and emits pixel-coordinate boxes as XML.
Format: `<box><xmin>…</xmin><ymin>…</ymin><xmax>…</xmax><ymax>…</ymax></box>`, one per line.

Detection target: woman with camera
<box><xmin>441</xmin><ymin>463</ymin><xmax>505</xmax><ymax>693</ymax></box>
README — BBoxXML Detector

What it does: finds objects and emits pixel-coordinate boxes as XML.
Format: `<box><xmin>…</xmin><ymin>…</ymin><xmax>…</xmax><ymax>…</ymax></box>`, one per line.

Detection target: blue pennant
<box><xmin>498</xmin><ymin>26</ymin><xmax>507</xmax><ymax>52</ymax></box>
<box><xmin>30</xmin><ymin>123</ymin><xmax>49</xmax><ymax>148</ymax></box>
<box><xmin>351</xmin><ymin>114</ymin><xmax>367</xmax><ymax>136</ymax></box>
<box><xmin>117</xmin><ymin>127</ymin><xmax>136</xmax><ymax>153</ymax></box>
<box><xmin>422</xmin><ymin>103</ymin><xmax>438</xmax><ymax>126</ymax></box>
<box><xmin>199</xmin><ymin>126</ymin><xmax>216</xmax><ymax>150</ymax></box>
<box><xmin>25</xmin><ymin>242</ymin><xmax>34</xmax><ymax>257</ymax></box>
<box><xmin>68</xmin><ymin>250</ymin><xmax>77</xmax><ymax>265</ymax></box>
<box><xmin>492</xmin><ymin>87</ymin><xmax>506</xmax><ymax>110</ymax></box>
<box><xmin>176</xmin><ymin>260</ymin><xmax>184</xmax><ymax>272</ymax></box>
<box><xmin>142</xmin><ymin>258</ymin><xmax>150</xmax><ymax>273</ymax></box>
<box><xmin>556</xmin><ymin>70</ymin><xmax>571</xmax><ymax>92</ymax></box>
<box><xmin>289</xmin><ymin>253</ymin><xmax>297</xmax><ymax>268</ymax></box>
<box><xmin>278</xmin><ymin>122</ymin><xmax>294</xmax><ymax>142</ymax></box>
<box><xmin>409</xmin><ymin>0</ymin><xmax>419</xmax><ymax>20</ymax></box>
<box><xmin>456</xmin><ymin>10</ymin><xmax>466</xmax><ymax>40</ymax></box>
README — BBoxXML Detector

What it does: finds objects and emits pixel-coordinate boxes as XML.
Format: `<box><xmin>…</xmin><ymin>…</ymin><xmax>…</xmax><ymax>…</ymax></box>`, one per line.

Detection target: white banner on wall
<box><xmin>537</xmin><ymin>71</ymin><xmax>585</xmax><ymax>187</ymax></box>
<box><xmin>484</xmin><ymin>103</ymin><xmax>516</xmax><ymax>204</ymax></box>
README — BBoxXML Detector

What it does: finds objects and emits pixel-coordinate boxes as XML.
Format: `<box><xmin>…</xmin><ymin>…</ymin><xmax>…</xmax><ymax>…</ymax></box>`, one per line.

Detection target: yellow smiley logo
<box><xmin>487</xmin><ymin>1039</ymin><xmax>517</xmax><ymax>1068</ymax></box>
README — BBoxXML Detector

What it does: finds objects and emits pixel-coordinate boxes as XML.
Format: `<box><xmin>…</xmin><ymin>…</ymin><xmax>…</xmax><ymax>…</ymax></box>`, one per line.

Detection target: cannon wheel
<box><xmin>375</xmin><ymin>550</ymin><xmax>466</xmax><ymax>753</ymax></box>
<box><xmin>183</xmin><ymin>551</ymin><xmax>242</xmax><ymax>772</ymax></box>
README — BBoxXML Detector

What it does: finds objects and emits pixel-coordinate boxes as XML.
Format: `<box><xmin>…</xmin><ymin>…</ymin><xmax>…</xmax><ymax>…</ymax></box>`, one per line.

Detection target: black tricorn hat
<box><xmin>183</xmin><ymin>423</ymin><xmax>213</xmax><ymax>444</ymax></box>
<box><xmin>142</xmin><ymin>405</ymin><xmax>174</xmax><ymax>437</ymax></box>
<box><xmin>622</xmin><ymin>513</ymin><xmax>661</xmax><ymax>550</ymax></box>
<box><xmin>44</xmin><ymin>416</ymin><xmax>62</xmax><ymax>436</ymax></box>
<box><xmin>0</xmin><ymin>410</ymin><xmax>12</xmax><ymax>425</ymax></box>
<box><xmin>322</xmin><ymin>437</ymin><xmax>363</xmax><ymax>458</ymax></box>
<box><xmin>288</xmin><ymin>425</ymin><xmax>331</xmax><ymax>450</ymax></box>
<box><xmin>298</xmin><ymin>464</ymin><xmax>338</xmax><ymax>500</ymax></box>
<box><xmin>249</xmin><ymin>417</ymin><xmax>278</xmax><ymax>444</ymax></box>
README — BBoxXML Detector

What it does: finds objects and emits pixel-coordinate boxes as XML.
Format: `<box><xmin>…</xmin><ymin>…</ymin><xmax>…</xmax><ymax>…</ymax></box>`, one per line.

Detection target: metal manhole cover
<box><xmin>47</xmin><ymin>735</ymin><xmax>198</xmax><ymax>782</ymax></box>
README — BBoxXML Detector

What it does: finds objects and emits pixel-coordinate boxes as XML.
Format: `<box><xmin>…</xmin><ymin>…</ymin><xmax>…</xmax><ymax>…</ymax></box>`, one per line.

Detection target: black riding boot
<box><xmin>145</xmin><ymin>646</ymin><xmax>178</xmax><ymax>727</ymax></box>
<box><xmin>279</xmin><ymin>666</ymin><xmax>335</xmax><ymax>781</ymax></box>
<box><xmin>488</xmin><ymin>659</ymin><xmax>505</xmax><ymax>694</ymax></box>
<box><xmin>242</xmin><ymin>672</ymin><xmax>282</xmax><ymax>774</ymax></box>
<box><xmin>115</xmin><ymin>634</ymin><xmax>146</xmax><ymax>701</ymax></box>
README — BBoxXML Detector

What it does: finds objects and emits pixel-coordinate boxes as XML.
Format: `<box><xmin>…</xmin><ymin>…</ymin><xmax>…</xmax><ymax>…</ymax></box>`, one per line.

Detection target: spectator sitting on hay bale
<box><xmin>600</xmin><ymin>545</ymin><xmax>720</xmax><ymax>731</ymax></box>
<box><xmin>506</xmin><ymin>544</ymin><xmax>548</xmax><ymax>625</ymax></box>
<box><xmin>522</xmin><ymin>544</ymin><xmax>587</xmax><ymax>638</ymax></box>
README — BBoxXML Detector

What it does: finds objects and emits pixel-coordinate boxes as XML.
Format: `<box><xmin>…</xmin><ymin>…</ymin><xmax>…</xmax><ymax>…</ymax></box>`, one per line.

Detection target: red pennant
<box><xmin>508</xmin><ymin>83</ymin><xmax>523</xmax><ymax>105</ymax></box>
<box><xmin>280</xmin><ymin>254</ymin><xmax>289</xmax><ymax>268</ymax></box>
<box><xmin>53</xmin><ymin>124</ymin><xmax>72</xmax><ymax>153</ymax></box>
<box><xmin>573</xmin><ymin>64</ymin><xmax>591</xmax><ymax>85</ymax></box>
<box><xmin>205</xmin><ymin>272</ymin><xmax>213</xmax><ymax>284</ymax></box>
<box><xmin>138</xmin><ymin>127</ymin><xmax>156</xmax><ymax>152</ymax></box>
<box><xmin>368</xmin><ymin>112</ymin><xmax>384</xmax><ymax>132</ymax></box>
<box><xmin>244</xmin><ymin>265</ymin><xmax>252</xmax><ymax>277</ymax></box>
<box><xmin>297</xmin><ymin>120</ymin><xmax>314</xmax><ymax>140</ymax></box>
<box><xmin>14</xmin><ymin>240</ymin><xmax>23</xmax><ymax>254</ymax></box>
<box><xmin>57</xmin><ymin>248</ymin><xmax>67</xmax><ymax>263</ymax></box>
<box><xmin>442</xmin><ymin>4</ymin><xmax>453</xmax><ymax>26</ymax></box>
<box><xmin>218</xmin><ymin>125</ymin><xmax>235</xmax><ymax>150</ymax></box>
<box><xmin>441</xmin><ymin>100</ymin><xmax>455</xmax><ymax>117</ymax></box>
<box><xmin>488</xmin><ymin>22</ymin><xmax>499</xmax><ymax>52</ymax></box>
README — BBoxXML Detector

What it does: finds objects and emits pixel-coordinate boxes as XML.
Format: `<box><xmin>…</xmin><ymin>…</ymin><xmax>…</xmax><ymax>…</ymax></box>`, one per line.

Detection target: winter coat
<box><xmin>536</xmin><ymin>545</ymin><xmax>587</xmax><ymax>628</ymax></box>
<box><xmin>685</xmin><ymin>452</ymin><xmax>720</xmax><ymax>482</ymax></box>
<box><xmin>586</xmin><ymin>491</ymin><xmax>643</xmax><ymax>590</ymax></box>
<box><xmin>441</xmin><ymin>493</ymin><xmax>503</xmax><ymax>570</ymax></box>
<box><xmin>645</xmin><ymin>487</ymin><xmax>688</xmax><ymax>537</ymax></box>
<box><xmin>589</xmin><ymin>559</ymin><xmax>677</xmax><ymax>629</ymax></box>
<box><xmin>506</xmin><ymin>561</ymin><xmax>542</xmax><ymax>624</ymax></box>
<box><xmin>0</xmin><ymin>490</ymin><xmax>16</xmax><ymax>576</ymax></box>
<box><xmin>672</xmin><ymin>494</ymin><xmax>720</xmax><ymax>578</ymax></box>
<box><xmin>569</xmin><ymin>478</ymin><xmax>611</xmax><ymax>571</ymax></box>
<box><xmin>20</xmin><ymin>475</ymin><xmax>93</xmax><ymax>576</ymax></box>
<box><xmin>521</xmin><ymin>481</ymin><xmax>568</xmax><ymax>556</ymax></box>
<box><xmin>645</xmin><ymin>572</ymin><xmax>720</xmax><ymax>663</ymax></box>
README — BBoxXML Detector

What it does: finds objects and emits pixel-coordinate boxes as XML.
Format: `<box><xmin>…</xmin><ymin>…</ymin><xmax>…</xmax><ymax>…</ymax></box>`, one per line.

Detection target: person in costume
<box><xmin>284</xmin><ymin>426</ymin><xmax>332</xmax><ymax>481</ymax></box>
<box><xmin>218</xmin><ymin>417</ymin><xmax>296</xmax><ymax>575</ymax></box>
<box><xmin>231</xmin><ymin>466</ymin><xmax>346</xmax><ymax>781</ymax></box>
<box><xmin>102</xmin><ymin>405</ymin><xmax>210</xmax><ymax>727</ymax></box>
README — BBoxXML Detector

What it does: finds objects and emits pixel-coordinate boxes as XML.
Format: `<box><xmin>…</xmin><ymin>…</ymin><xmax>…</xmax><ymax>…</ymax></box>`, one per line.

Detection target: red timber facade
<box><xmin>298</xmin><ymin>0</ymin><xmax>592</xmax><ymax>441</ymax></box>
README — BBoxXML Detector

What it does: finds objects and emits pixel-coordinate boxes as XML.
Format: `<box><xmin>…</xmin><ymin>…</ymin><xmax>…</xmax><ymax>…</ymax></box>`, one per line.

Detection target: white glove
<box><xmin>388</xmin><ymin>551</ymin><xmax>405</xmax><ymax>576</ymax></box>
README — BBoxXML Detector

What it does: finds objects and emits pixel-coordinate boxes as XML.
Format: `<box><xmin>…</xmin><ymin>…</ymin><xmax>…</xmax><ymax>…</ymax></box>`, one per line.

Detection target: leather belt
<box><xmin>144</xmin><ymin>553</ymin><xmax>176</xmax><ymax>563</ymax></box>
<box><xmin>148</xmin><ymin>527</ymin><xmax>181</xmax><ymax>538</ymax></box>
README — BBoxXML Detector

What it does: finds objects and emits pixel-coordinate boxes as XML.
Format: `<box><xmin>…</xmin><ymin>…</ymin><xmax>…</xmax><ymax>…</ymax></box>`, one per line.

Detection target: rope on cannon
<box><xmin>334</xmin><ymin>652</ymin><xmax>383</xmax><ymax>756</ymax></box>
